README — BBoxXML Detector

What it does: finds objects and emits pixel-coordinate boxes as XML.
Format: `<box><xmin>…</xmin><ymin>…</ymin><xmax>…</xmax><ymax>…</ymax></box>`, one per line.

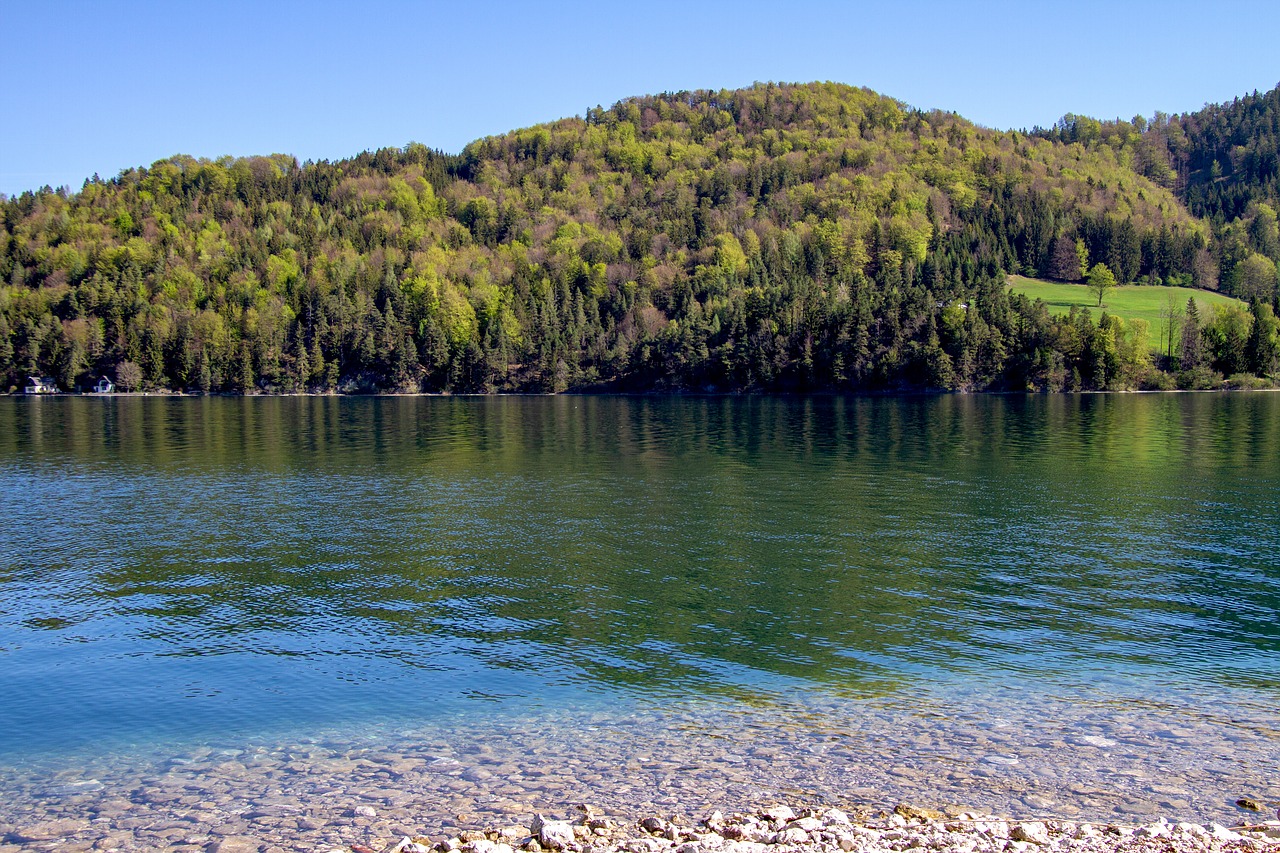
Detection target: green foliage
<box><xmin>0</xmin><ymin>82</ymin><xmax>1273</xmax><ymax>394</ymax></box>
<box><xmin>1035</xmin><ymin>85</ymin><xmax>1280</xmax><ymax>310</ymax></box>
<box><xmin>1008</xmin><ymin>277</ymin><xmax>1244</xmax><ymax>354</ymax></box>
<box><xmin>1087</xmin><ymin>263</ymin><xmax>1117</xmax><ymax>306</ymax></box>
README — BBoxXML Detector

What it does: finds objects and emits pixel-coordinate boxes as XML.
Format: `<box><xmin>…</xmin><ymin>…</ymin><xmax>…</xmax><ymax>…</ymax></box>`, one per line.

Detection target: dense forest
<box><xmin>2</xmin><ymin>81</ymin><xmax>1279</xmax><ymax>394</ymax></box>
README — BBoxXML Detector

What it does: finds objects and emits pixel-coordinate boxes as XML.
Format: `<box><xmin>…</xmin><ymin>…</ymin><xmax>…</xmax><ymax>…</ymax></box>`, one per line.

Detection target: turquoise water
<box><xmin>1</xmin><ymin>394</ymin><xmax>1278</xmax><ymax>826</ymax></box>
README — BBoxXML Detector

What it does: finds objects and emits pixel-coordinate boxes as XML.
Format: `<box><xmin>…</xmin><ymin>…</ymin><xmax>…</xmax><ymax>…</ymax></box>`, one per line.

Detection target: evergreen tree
<box><xmin>1246</xmin><ymin>301</ymin><xmax>1280</xmax><ymax>376</ymax></box>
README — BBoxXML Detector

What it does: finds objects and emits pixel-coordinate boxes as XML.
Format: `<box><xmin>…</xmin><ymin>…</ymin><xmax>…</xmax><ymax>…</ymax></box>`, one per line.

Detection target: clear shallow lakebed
<box><xmin>0</xmin><ymin>394</ymin><xmax>1278</xmax><ymax>848</ymax></box>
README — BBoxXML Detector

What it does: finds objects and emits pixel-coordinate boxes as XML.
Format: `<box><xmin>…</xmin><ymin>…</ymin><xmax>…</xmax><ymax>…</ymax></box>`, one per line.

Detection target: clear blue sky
<box><xmin>3</xmin><ymin>0</ymin><xmax>1278</xmax><ymax>197</ymax></box>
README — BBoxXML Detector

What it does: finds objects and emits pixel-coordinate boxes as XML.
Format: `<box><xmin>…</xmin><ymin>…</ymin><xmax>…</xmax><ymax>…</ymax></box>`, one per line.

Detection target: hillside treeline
<box><xmin>1</xmin><ymin>82</ymin><xmax>1277</xmax><ymax>394</ymax></box>
<box><xmin>1035</xmin><ymin>84</ymin><xmax>1280</xmax><ymax>301</ymax></box>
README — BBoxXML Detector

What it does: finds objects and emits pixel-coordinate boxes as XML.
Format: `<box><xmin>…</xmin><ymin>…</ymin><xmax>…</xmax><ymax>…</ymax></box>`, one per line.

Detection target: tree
<box><xmin>3</xmin><ymin>80</ymin><xmax>1277</xmax><ymax>395</ymax></box>
<box><xmin>1075</xmin><ymin>238</ymin><xmax>1090</xmax><ymax>280</ymax></box>
<box><xmin>1088</xmin><ymin>263</ymin><xmax>1116</xmax><ymax>307</ymax></box>
<box><xmin>1247</xmin><ymin>301</ymin><xmax>1280</xmax><ymax>376</ymax></box>
<box><xmin>1047</xmin><ymin>235</ymin><xmax>1082</xmax><ymax>281</ymax></box>
<box><xmin>1206</xmin><ymin>303</ymin><xmax>1251</xmax><ymax>377</ymax></box>
<box><xmin>1179</xmin><ymin>298</ymin><xmax>1202</xmax><ymax>371</ymax></box>
<box><xmin>1232</xmin><ymin>253</ymin><xmax>1278</xmax><ymax>305</ymax></box>
<box><xmin>1159</xmin><ymin>292</ymin><xmax>1183</xmax><ymax>362</ymax></box>
<box><xmin>115</xmin><ymin>360</ymin><xmax>143</xmax><ymax>391</ymax></box>
<box><xmin>1111</xmin><ymin>218</ymin><xmax>1141</xmax><ymax>283</ymax></box>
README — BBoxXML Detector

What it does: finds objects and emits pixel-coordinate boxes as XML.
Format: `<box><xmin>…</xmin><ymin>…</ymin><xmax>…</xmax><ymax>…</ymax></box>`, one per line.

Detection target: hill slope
<box><xmin>1034</xmin><ymin>84</ymin><xmax>1280</xmax><ymax>299</ymax></box>
<box><xmin>0</xmin><ymin>82</ymin><xmax>1274</xmax><ymax>393</ymax></box>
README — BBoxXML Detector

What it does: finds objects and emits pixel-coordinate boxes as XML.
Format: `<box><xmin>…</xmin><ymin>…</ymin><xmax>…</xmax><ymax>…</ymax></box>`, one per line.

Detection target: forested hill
<box><xmin>2</xmin><ymin>81</ymin><xmax>1278</xmax><ymax>394</ymax></box>
<box><xmin>1034</xmin><ymin>84</ymin><xmax>1280</xmax><ymax>301</ymax></box>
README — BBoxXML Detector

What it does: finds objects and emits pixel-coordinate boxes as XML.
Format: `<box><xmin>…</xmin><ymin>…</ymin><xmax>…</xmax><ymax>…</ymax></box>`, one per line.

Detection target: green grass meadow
<box><xmin>1007</xmin><ymin>275</ymin><xmax>1245</xmax><ymax>350</ymax></box>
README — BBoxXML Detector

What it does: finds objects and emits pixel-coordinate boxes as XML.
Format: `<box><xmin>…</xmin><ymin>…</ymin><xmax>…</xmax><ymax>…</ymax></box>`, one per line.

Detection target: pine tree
<box><xmin>1246</xmin><ymin>301</ymin><xmax>1280</xmax><ymax>376</ymax></box>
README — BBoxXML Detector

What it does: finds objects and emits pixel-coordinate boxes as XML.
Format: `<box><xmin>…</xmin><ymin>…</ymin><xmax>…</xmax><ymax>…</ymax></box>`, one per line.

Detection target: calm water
<box><xmin>1</xmin><ymin>394</ymin><xmax>1279</xmax><ymax>831</ymax></box>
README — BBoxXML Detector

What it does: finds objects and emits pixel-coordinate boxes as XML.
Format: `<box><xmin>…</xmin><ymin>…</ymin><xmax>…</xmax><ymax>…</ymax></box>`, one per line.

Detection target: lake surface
<box><xmin>1</xmin><ymin>394</ymin><xmax>1278</xmax><ymax>847</ymax></box>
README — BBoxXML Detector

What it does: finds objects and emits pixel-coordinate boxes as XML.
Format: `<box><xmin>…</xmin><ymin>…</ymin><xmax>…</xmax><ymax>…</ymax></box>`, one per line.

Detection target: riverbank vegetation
<box><xmin>2</xmin><ymin>82</ymin><xmax>1278</xmax><ymax>393</ymax></box>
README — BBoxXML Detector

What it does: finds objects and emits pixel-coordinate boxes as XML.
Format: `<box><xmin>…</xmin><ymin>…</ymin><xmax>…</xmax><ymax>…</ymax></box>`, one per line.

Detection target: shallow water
<box><xmin>1</xmin><ymin>395</ymin><xmax>1278</xmax><ymax>848</ymax></box>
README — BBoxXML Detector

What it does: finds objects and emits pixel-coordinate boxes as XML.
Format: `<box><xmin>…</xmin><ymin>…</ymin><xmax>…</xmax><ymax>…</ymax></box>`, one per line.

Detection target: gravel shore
<box><xmin>4</xmin><ymin>796</ymin><xmax>1280</xmax><ymax>852</ymax></box>
<box><xmin>327</xmin><ymin>803</ymin><xmax>1280</xmax><ymax>853</ymax></box>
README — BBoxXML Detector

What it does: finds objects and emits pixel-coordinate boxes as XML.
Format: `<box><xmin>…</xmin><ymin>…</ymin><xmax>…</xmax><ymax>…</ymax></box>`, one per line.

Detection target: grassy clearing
<box><xmin>1008</xmin><ymin>275</ymin><xmax>1245</xmax><ymax>349</ymax></box>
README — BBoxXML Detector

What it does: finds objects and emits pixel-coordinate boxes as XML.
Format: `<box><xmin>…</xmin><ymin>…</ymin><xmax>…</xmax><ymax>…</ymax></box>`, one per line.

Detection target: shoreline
<box><xmin>5</xmin><ymin>797</ymin><xmax>1279</xmax><ymax>853</ymax></box>
<box><xmin>406</xmin><ymin>804</ymin><xmax>1280</xmax><ymax>853</ymax></box>
<box><xmin>6</xmin><ymin>385</ymin><xmax>1280</xmax><ymax>399</ymax></box>
<box><xmin>1</xmin><ymin>693</ymin><xmax>1276</xmax><ymax>853</ymax></box>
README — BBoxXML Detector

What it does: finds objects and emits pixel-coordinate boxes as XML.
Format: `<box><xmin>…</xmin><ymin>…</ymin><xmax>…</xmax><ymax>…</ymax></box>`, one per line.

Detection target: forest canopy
<box><xmin>3</xmin><ymin>81</ymin><xmax>1279</xmax><ymax>394</ymax></box>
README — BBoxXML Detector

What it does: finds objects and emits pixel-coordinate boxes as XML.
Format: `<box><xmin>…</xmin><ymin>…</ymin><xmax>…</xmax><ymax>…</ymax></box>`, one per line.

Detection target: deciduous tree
<box><xmin>1088</xmin><ymin>263</ymin><xmax>1116</xmax><ymax>307</ymax></box>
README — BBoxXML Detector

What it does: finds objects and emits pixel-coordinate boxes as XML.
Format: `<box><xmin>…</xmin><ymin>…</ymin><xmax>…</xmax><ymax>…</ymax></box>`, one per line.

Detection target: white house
<box><xmin>93</xmin><ymin>377</ymin><xmax>115</xmax><ymax>393</ymax></box>
<box><xmin>24</xmin><ymin>376</ymin><xmax>58</xmax><ymax>394</ymax></box>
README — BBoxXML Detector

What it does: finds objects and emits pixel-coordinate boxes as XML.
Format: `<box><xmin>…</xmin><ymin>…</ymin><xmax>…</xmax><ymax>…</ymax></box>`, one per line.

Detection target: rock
<box><xmin>639</xmin><ymin>817</ymin><xmax>666</xmax><ymax>835</ymax></box>
<box><xmin>788</xmin><ymin>817</ymin><xmax>822</xmax><ymax>832</ymax></box>
<box><xmin>204</xmin><ymin>839</ymin><xmax>261</xmax><ymax>853</ymax></box>
<box><xmin>1238</xmin><ymin>797</ymin><xmax>1264</xmax><ymax>811</ymax></box>
<box><xmin>621</xmin><ymin>841</ymin><xmax>661</xmax><ymax>853</ymax></box>
<box><xmin>536</xmin><ymin>820</ymin><xmax>575</xmax><ymax>850</ymax></box>
<box><xmin>893</xmin><ymin>805</ymin><xmax>944</xmax><ymax>823</ymax></box>
<box><xmin>391</xmin><ymin>840</ymin><xmax>434</xmax><ymax>853</ymax></box>
<box><xmin>1210</xmin><ymin>824</ymin><xmax>1243</xmax><ymax>842</ymax></box>
<box><xmin>351</xmin><ymin>805</ymin><xmax>377</xmax><ymax>818</ymax></box>
<box><xmin>1009</xmin><ymin>822</ymin><xmax>1050</xmax><ymax>846</ymax></box>
<box><xmin>8</xmin><ymin>819</ymin><xmax>92</xmax><ymax>843</ymax></box>
<box><xmin>973</xmin><ymin>821</ymin><xmax>1006</xmax><ymax>840</ymax></box>
<box><xmin>761</xmin><ymin>807</ymin><xmax>794</xmax><ymax>824</ymax></box>
<box><xmin>703</xmin><ymin>811</ymin><xmax>724</xmax><ymax>830</ymax></box>
<box><xmin>823</xmin><ymin>810</ymin><xmax>852</xmax><ymax>826</ymax></box>
<box><xmin>772</xmin><ymin>827</ymin><xmax>809</xmax><ymax>845</ymax></box>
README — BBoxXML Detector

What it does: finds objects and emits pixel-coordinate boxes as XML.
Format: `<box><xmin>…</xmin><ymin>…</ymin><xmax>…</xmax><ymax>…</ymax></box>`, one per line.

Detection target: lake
<box><xmin>1</xmin><ymin>394</ymin><xmax>1278</xmax><ymax>847</ymax></box>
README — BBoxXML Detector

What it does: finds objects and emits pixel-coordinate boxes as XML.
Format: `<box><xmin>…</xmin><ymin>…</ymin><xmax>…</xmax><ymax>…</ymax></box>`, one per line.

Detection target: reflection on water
<box><xmin>1</xmin><ymin>395</ymin><xmax>1279</xmax><ymax>826</ymax></box>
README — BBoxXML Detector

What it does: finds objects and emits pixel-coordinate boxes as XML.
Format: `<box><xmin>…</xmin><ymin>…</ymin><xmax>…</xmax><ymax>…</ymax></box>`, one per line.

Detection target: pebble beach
<box><xmin>5</xmin><ymin>794</ymin><xmax>1280</xmax><ymax>853</ymax></box>
<box><xmin>0</xmin><ymin>694</ymin><xmax>1276</xmax><ymax>853</ymax></box>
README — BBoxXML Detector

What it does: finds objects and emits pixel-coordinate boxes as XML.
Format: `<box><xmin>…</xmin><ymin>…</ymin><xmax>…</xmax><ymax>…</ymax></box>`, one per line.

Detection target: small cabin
<box><xmin>25</xmin><ymin>376</ymin><xmax>58</xmax><ymax>395</ymax></box>
<box><xmin>93</xmin><ymin>376</ymin><xmax>115</xmax><ymax>394</ymax></box>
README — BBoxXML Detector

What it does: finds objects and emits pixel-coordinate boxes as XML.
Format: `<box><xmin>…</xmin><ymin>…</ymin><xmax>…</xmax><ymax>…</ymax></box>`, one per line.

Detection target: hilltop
<box><xmin>1</xmin><ymin>81</ymin><xmax>1277</xmax><ymax>393</ymax></box>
